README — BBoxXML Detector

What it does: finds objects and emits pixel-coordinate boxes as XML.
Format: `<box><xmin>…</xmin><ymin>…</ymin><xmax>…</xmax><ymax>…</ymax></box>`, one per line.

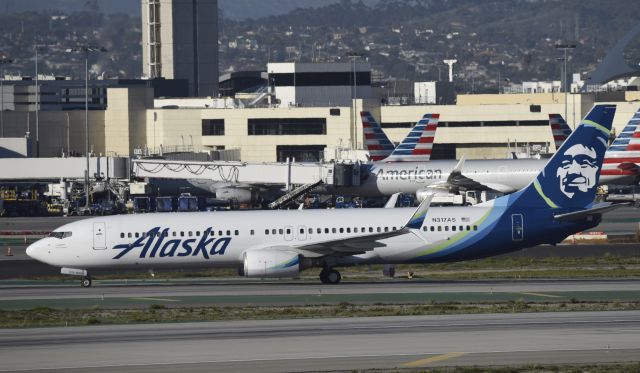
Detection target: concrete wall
<box><xmin>105</xmin><ymin>86</ymin><xmax>154</xmax><ymax>156</ymax></box>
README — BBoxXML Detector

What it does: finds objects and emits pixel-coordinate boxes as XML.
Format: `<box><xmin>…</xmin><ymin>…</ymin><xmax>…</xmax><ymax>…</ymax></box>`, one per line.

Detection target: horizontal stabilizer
<box><xmin>553</xmin><ymin>202</ymin><xmax>630</xmax><ymax>221</ymax></box>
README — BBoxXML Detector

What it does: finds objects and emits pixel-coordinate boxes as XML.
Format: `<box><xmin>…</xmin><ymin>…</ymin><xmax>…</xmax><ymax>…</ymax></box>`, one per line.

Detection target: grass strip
<box><xmin>2</xmin><ymin>300</ymin><xmax>639</xmax><ymax>329</ymax></box>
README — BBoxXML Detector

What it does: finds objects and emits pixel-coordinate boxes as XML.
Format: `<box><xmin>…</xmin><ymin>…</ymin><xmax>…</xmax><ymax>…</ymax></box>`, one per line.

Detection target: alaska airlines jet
<box><xmin>548</xmin><ymin>111</ymin><xmax>640</xmax><ymax>180</ymax></box>
<box><xmin>27</xmin><ymin>105</ymin><xmax>624</xmax><ymax>286</ymax></box>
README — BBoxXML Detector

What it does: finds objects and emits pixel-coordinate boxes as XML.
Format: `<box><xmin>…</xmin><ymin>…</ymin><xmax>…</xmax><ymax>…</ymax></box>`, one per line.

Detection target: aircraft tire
<box><xmin>81</xmin><ymin>277</ymin><xmax>92</xmax><ymax>288</ymax></box>
<box><xmin>325</xmin><ymin>269</ymin><xmax>341</xmax><ymax>285</ymax></box>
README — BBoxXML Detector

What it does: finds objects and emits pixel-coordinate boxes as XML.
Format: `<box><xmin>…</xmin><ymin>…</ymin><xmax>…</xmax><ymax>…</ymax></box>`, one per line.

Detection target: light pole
<box><xmin>66</xmin><ymin>46</ymin><xmax>107</xmax><ymax>209</ymax></box>
<box><xmin>555</xmin><ymin>43</ymin><xmax>576</xmax><ymax>128</ymax></box>
<box><xmin>347</xmin><ymin>52</ymin><xmax>364</xmax><ymax>149</ymax></box>
<box><xmin>0</xmin><ymin>57</ymin><xmax>12</xmax><ymax>138</ymax></box>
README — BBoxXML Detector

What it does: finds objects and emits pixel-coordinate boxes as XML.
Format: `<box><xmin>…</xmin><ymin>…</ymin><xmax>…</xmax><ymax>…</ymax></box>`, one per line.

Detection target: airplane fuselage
<box><xmin>340</xmin><ymin>158</ymin><xmax>630</xmax><ymax>197</ymax></box>
<box><xmin>28</xmin><ymin>196</ymin><xmax>596</xmax><ymax>271</ymax></box>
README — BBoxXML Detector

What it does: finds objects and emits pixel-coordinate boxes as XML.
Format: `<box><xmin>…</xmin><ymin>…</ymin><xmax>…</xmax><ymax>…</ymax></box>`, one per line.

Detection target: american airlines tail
<box><xmin>384</xmin><ymin>114</ymin><xmax>438</xmax><ymax>162</ymax></box>
<box><xmin>549</xmin><ymin>113</ymin><xmax>572</xmax><ymax>151</ymax></box>
<box><xmin>360</xmin><ymin>111</ymin><xmax>439</xmax><ymax>162</ymax></box>
<box><xmin>602</xmin><ymin>108</ymin><xmax>640</xmax><ymax>178</ymax></box>
<box><xmin>360</xmin><ymin>111</ymin><xmax>396</xmax><ymax>161</ymax></box>
<box><xmin>514</xmin><ymin>105</ymin><xmax>616</xmax><ymax>210</ymax></box>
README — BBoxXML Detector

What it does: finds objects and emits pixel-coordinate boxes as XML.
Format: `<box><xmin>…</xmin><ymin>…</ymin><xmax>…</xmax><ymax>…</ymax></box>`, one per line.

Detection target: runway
<box><xmin>1</xmin><ymin>279</ymin><xmax>639</xmax><ymax>309</ymax></box>
<box><xmin>0</xmin><ymin>311</ymin><xmax>638</xmax><ymax>372</ymax></box>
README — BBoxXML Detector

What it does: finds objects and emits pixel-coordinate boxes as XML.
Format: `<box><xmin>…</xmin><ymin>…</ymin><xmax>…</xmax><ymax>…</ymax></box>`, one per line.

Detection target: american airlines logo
<box><xmin>376</xmin><ymin>168</ymin><xmax>443</xmax><ymax>181</ymax></box>
<box><xmin>112</xmin><ymin>227</ymin><xmax>230</xmax><ymax>260</ymax></box>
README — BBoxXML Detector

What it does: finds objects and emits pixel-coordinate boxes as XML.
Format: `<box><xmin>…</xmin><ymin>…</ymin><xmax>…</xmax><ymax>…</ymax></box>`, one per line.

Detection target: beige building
<box><xmin>2</xmin><ymin>88</ymin><xmax>640</xmax><ymax>162</ymax></box>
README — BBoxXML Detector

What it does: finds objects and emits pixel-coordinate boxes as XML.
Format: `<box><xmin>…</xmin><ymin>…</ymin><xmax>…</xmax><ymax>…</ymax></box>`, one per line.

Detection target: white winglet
<box><xmin>384</xmin><ymin>193</ymin><xmax>401</xmax><ymax>208</ymax></box>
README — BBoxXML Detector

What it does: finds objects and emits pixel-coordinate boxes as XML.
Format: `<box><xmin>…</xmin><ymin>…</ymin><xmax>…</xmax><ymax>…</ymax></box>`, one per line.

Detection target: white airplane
<box><xmin>347</xmin><ymin>111</ymin><xmax>638</xmax><ymax>201</ymax></box>
<box><xmin>28</xmin><ymin>105</ymin><xmax>626</xmax><ymax>286</ymax></box>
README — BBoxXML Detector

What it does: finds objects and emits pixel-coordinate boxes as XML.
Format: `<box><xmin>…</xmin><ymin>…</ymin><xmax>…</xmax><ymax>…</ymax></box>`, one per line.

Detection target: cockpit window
<box><xmin>49</xmin><ymin>231</ymin><xmax>72</xmax><ymax>239</ymax></box>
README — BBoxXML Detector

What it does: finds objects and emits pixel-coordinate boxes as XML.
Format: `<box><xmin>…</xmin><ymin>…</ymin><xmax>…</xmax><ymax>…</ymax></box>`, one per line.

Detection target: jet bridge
<box><xmin>132</xmin><ymin>159</ymin><xmax>362</xmax><ymax>187</ymax></box>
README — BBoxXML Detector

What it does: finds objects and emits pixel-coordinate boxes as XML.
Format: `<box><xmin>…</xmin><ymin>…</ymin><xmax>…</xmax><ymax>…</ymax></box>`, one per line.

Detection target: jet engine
<box><xmin>214</xmin><ymin>187</ymin><xmax>257</xmax><ymax>204</ymax></box>
<box><xmin>241</xmin><ymin>250</ymin><xmax>300</xmax><ymax>278</ymax></box>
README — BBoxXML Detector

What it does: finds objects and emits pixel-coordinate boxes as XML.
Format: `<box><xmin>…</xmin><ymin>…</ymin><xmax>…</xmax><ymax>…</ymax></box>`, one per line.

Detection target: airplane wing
<box><xmin>287</xmin><ymin>195</ymin><xmax>433</xmax><ymax>257</ymax></box>
<box><xmin>429</xmin><ymin>156</ymin><xmax>516</xmax><ymax>194</ymax></box>
<box><xmin>553</xmin><ymin>202</ymin><xmax>631</xmax><ymax>221</ymax></box>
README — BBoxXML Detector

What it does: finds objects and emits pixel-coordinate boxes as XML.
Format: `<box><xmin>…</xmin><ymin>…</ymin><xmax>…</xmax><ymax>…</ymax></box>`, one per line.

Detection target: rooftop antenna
<box><xmin>443</xmin><ymin>59</ymin><xmax>457</xmax><ymax>82</ymax></box>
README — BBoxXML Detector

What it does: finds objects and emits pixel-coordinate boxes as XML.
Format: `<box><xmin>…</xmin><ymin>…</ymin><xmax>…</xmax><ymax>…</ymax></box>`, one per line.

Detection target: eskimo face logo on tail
<box><xmin>556</xmin><ymin>144</ymin><xmax>598</xmax><ymax>198</ymax></box>
<box><xmin>112</xmin><ymin>227</ymin><xmax>231</xmax><ymax>260</ymax></box>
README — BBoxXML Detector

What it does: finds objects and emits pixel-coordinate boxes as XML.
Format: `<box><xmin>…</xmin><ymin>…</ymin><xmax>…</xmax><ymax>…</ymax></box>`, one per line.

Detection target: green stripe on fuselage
<box><xmin>413</xmin><ymin>206</ymin><xmax>494</xmax><ymax>259</ymax></box>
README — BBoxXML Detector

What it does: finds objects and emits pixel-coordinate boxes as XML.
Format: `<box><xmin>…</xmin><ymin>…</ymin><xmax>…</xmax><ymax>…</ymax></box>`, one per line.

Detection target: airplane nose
<box><xmin>26</xmin><ymin>242</ymin><xmax>38</xmax><ymax>259</ymax></box>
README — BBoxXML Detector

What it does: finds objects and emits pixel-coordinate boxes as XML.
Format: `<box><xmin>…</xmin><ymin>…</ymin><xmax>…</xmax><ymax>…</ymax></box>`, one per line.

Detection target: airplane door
<box><xmin>93</xmin><ymin>222</ymin><xmax>107</xmax><ymax>249</ymax></box>
<box><xmin>284</xmin><ymin>225</ymin><xmax>294</xmax><ymax>241</ymax></box>
<box><xmin>297</xmin><ymin>225</ymin><xmax>307</xmax><ymax>241</ymax></box>
<box><xmin>511</xmin><ymin>214</ymin><xmax>523</xmax><ymax>241</ymax></box>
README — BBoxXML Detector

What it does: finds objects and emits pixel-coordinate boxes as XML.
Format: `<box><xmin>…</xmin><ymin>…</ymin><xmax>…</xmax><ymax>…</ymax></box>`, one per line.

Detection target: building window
<box><xmin>202</xmin><ymin>119</ymin><xmax>225</xmax><ymax>136</ymax></box>
<box><xmin>277</xmin><ymin>145</ymin><xmax>325</xmax><ymax>162</ymax></box>
<box><xmin>248</xmin><ymin>118</ymin><xmax>326</xmax><ymax>135</ymax></box>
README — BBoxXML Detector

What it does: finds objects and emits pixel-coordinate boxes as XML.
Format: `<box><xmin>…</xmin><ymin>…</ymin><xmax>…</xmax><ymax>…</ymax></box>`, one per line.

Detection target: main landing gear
<box><xmin>81</xmin><ymin>276</ymin><xmax>92</xmax><ymax>288</ymax></box>
<box><xmin>319</xmin><ymin>268</ymin><xmax>341</xmax><ymax>284</ymax></box>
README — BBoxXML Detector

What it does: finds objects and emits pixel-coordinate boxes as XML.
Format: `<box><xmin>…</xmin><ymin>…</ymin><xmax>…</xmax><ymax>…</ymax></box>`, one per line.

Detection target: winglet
<box><xmin>384</xmin><ymin>193</ymin><xmax>401</xmax><ymax>208</ymax></box>
<box><xmin>404</xmin><ymin>194</ymin><xmax>433</xmax><ymax>229</ymax></box>
<box><xmin>452</xmin><ymin>154</ymin><xmax>466</xmax><ymax>174</ymax></box>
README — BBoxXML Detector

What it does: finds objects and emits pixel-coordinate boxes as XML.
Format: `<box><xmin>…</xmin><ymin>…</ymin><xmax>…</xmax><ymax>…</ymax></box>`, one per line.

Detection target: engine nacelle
<box><xmin>242</xmin><ymin>250</ymin><xmax>300</xmax><ymax>278</ymax></box>
<box><xmin>215</xmin><ymin>187</ymin><xmax>256</xmax><ymax>204</ymax></box>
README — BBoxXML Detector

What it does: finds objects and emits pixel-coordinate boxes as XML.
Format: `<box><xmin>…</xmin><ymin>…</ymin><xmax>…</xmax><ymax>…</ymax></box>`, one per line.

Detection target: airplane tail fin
<box><xmin>515</xmin><ymin>105</ymin><xmax>616</xmax><ymax>210</ymax></box>
<box><xmin>384</xmin><ymin>114</ymin><xmax>439</xmax><ymax>162</ymax></box>
<box><xmin>360</xmin><ymin>111</ymin><xmax>395</xmax><ymax>162</ymax></box>
<box><xmin>602</xmin><ymin>107</ymin><xmax>640</xmax><ymax>177</ymax></box>
<box><xmin>549</xmin><ymin>114</ymin><xmax>572</xmax><ymax>151</ymax></box>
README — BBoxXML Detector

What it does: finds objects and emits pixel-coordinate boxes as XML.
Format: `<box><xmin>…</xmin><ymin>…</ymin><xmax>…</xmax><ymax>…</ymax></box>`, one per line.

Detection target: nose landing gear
<box><xmin>319</xmin><ymin>268</ymin><xmax>341</xmax><ymax>284</ymax></box>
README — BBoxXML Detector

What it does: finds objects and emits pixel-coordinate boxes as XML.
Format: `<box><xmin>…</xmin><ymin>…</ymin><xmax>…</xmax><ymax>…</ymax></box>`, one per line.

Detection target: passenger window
<box><xmin>437</xmin><ymin>226</ymin><xmax>442</xmax><ymax>232</ymax></box>
<box><xmin>279</xmin><ymin>229</ymin><xmax>283</xmax><ymax>234</ymax></box>
<box><xmin>196</xmin><ymin>231</ymin><xmax>200</xmax><ymax>236</ymax></box>
<box><xmin>180</xmin><ymin>231</ymin><xmax>185</xmax><ymax>237</ymax></box>
<box><xmin>226</xmin><ymin>230</ymin><xmax>231</xmax><ymax>236</ymax></box>
<box><xmin>234</xmin><ymin>230</ymin><xmax>239</xmax><ymax>236</ymax></box>
<box><xmin>445</xmin><ymin>226</ymin><xmax>449</xmax><ymax>232</ymax></box>
<box><xmin>377</xmin><ymin>227</ymin><xmax>381</xmax><ymax>233</ymax></box>
<box><xmin>346</xmin><ymin>228</ymin><xmax>351</xmax><ymax>233</ymax></box>
<box><xmin>127</xmin><ymin>232</ymin><xmax>132</xmax><ymax>238</ymax></box>
<box><xmin>459</xmin><ymin>226</ymin><xmax>464</xmax><ymax>231</ymax></box>
<box><xmin>135</xmin><ymin>232</ymin><xmax>140</xmax><ymax>238</ymax></box>
<box><xmin>286</xmin><ymin>228</ymin><xmax>291</xmax><ymax>234</ymax></box>
<box><xmin>339</xmin><ymin>228</ymin><xmax>344</xmax><ymax>233</ymax></box>
<box><xmin>308</xmin><ymin>228</ymin><xmax>312</xmax><ymax>234</ymax></box>
<box><xmin>317</xmin><ymin>228</ymin><xmax>321</xmax><ymax>234</ymax></box>
<box><xmin>430</xmin><ymin>226</ymin><xmax>435</xmax><ymax>232</ymax></box>
<box><xmin>354</xmin><ymin>227</ymin><xmax>358</xmax><ymax>233</ymax></box>
<box><xmin>384</xmin><ymin>227</ymin><xmax>389</xmax><ymax>232</ymax></box>
<box><xmin>188</xmin><ymin>231</ymin><xmax>193</xmax><ymax>237</ymax></box>
<box><xmin>265</xmin><ymin>229</ymin><xmax>269</xmax><ymax>235</ymax></box>
<box><xmin>473</xmin><ymin>225</ymin><xmax>478</xmax><ymax>231</ymax></box>
<box><xmin>325</xmin><ymin>228</ymin><xmax>329</xmax><ymax>234</ymax></box>
<box><xmin>466</xmin><ymin>225</ymin><xmax>471</xmax><ymax>231</ymax></box>
<box><xmin>300</xmin><ymin>228</ymin><xmax>304</xmax><ymax>234</ymax></box>
<box><xmin>332</xmin><ymin>228</ymin><xmax>337</xmax><ymax>233</ymax></box>
<box><xmin>120</xmin><ymin>233</ymin><xmax>124</xmax><ymax>238</ymax></box>
<box><xmin>210</xmin><ymin>230</ymin><xmax>215</xmax><ymax>236</ymax></box>
<box><xmin>452</xmin><ymin>226</ymin><xmax>457</xmax><ymax>231</ymax></box>
<box><xmin>250</xmin><ymin>230</ymin><xmax>254</xmax><ymax>235</ymax></box>
<box><xmin>422</xmin><ymin>226</ymin><xmax>427</xmax><ymax>231</ymax></box>
<box><xmin>218</xmin><ymin>230</ymin><xmax>223</xmax><ymax>236</ymax></box>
